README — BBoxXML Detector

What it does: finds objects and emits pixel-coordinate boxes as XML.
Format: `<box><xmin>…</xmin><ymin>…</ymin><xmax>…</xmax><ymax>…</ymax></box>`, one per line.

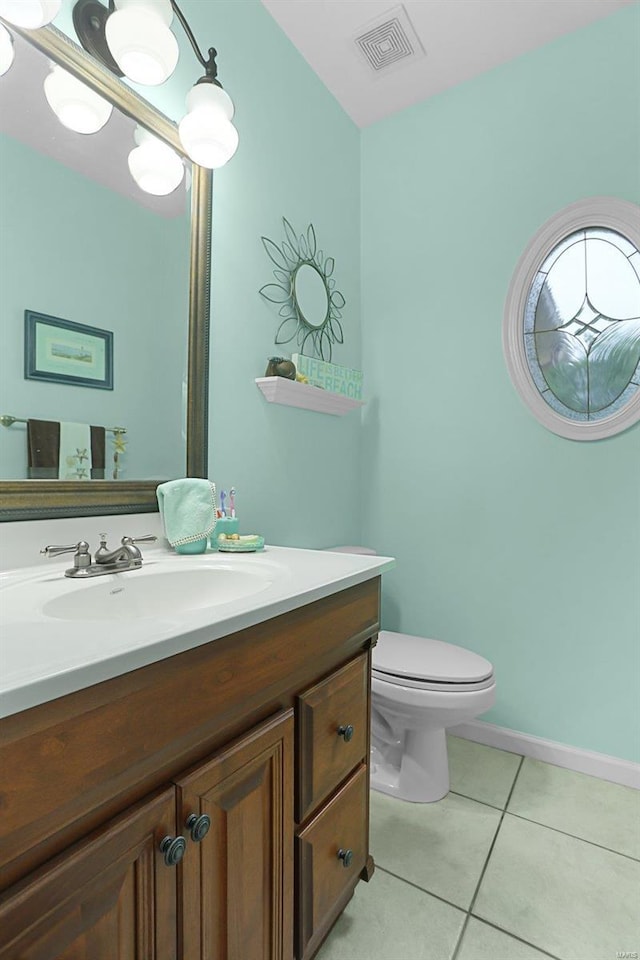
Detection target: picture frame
<box><xmin>24</xmin><ymin>310</ymin><xmax>113</xmax><ymax>390</ymax></box>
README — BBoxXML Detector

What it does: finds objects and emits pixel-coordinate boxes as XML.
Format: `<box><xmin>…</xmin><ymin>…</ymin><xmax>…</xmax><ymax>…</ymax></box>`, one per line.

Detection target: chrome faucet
<box><xmin>94</xmin><ymin>534</ymin><xmax>154</xmax><ymax>565</ymax></box>
<box><xmin>41</xmin><ymin>535</ymin><xmax>157</xmax><ymax>578</ymax></box>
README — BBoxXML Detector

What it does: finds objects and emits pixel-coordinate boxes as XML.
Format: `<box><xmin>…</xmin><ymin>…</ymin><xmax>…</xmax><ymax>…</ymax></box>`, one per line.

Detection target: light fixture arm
<box><xmin>73</xmin><ymin>0</ymin><xmax>224</xmax><ymax>87</ymax></box>
<box><xmin>170</xmin><ymin>0</ymin><xmax>219</xmax><ymax>84</ymax></box>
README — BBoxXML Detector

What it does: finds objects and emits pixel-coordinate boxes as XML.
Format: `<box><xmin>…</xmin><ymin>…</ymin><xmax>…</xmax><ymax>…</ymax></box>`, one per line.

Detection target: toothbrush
<box><xmin>229</xmin><ymin>487</ymin><xmax>236</xmax><ymax>518</ymax></box>
<box><xmin>219</xmin><ymin>489</ymin><xmax>226</xmax><ymax>517</ymax></box>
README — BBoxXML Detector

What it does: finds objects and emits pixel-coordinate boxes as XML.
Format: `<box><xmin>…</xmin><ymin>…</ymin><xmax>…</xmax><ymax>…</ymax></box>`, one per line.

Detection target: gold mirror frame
<box><xmin>0</xmin><ymin>21</ymin><xmax>211</xmax><ymax>521</ymax></box>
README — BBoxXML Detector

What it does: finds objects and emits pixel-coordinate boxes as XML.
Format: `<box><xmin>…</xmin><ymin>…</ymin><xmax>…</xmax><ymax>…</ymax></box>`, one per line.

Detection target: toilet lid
<box><xmin>373</xmin><ymin>630</ymin><xmax>494</xmax><ymax>685</ymax></box>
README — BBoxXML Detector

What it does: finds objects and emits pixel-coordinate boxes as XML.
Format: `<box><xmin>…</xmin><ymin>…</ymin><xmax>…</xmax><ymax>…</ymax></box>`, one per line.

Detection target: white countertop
<box><xmin>0</xmin><ymin>545</ymin><xmax>394</xmax><ymax>719</ymax></box>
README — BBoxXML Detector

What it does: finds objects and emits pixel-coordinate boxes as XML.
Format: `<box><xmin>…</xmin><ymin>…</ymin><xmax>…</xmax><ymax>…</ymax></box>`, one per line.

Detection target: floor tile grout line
<box><xmin>467</xmin><ymin>914</ymin><xmax>563</xmax><ymax>960</ymax></box>
<box><xmin>466</xmin><ymin>755</ymin><xmax>525</xmax><ymax>918</ymax></box>
<box><xmin>375</xmin><ymin>865</ymin><xmax>467</xmax><ymax>917</ymax></box>
<box><xmin>500</xmin><ymin>753</ymin><xmax>527</xmax><ymax>808</ymax></box>
<box><xmin>449</xmin><ymin>788</ymin><xmax>507</xmax><ymax>811</ymax></box>
<box><xmin>449</xmin><ymin>913</ymin><xmax>471</xmax><ymax>960</ymax></box>
<box><xmin>503</xmin><ymin>810</ymin><xmax>640</xmax><ymax>863</ymax></box>
<box><xmin>450</xmin><ymin>787</ymin><xmax>640</xmax><ymax>862</ymax></box>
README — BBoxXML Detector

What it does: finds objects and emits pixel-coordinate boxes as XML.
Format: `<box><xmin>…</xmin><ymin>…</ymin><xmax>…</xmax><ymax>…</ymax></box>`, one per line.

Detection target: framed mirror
<box><xmin>0</xmin><ymin>20</ymin><xmax>211</xmax><ymax>520</ymax></box>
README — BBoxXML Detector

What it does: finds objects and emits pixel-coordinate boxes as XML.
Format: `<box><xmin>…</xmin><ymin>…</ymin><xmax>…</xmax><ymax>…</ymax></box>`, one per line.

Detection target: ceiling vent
<box><xmin>354</xmin><ymin>4</ymin><xmax>425</xmax><ymax>74</ymax></box>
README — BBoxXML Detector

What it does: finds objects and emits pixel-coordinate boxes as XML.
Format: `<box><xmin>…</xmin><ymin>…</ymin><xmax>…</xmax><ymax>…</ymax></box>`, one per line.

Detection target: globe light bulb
<box><xmin>178</xmin><ymin>83</ymin><xmax>239</xmax><ymax>170</ymax></box>
<box><xmin>128</xmin><ymin>126</ymin><xmax>185</xmax><ymax>196</ymax></box>
<box><xmin>0</xmin><ymin>0</ymin><xmax>61</xmax><ymax>28</ymax></box>
<box><xmin>106</xmin><ymin>0</ymin><xmax>178</xmax><ymax>86</ymax></box>
<box><xmin>44</xmin><ymin>64</ymin><xmax>113</xmax><ymax>134</ymax></box>
<box><xmin>0</xmin><ymin>23</ymin><xmax>14</xmax><ymax>76</ymax></box>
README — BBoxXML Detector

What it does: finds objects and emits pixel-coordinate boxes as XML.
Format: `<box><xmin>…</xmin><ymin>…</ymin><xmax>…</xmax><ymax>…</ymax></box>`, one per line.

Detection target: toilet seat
<box><xmin>373</xmin><ymin>630</ymin><xmax>494</xmax><ymax>693</ymax></box>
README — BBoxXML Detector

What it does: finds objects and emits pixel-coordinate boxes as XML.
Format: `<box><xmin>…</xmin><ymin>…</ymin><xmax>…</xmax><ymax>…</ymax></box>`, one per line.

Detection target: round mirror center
<box><xmin>293</xmin><ymin>263</ymin><xmax>329</xmax><ymax>329</ymax></box>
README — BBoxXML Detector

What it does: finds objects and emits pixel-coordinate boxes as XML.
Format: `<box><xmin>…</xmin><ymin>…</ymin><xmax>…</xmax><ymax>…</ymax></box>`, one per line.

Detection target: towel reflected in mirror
<box><xmin>27</xmin><ymin>419</ymin><xmax>106</xmax><ymax>480</ymax></box>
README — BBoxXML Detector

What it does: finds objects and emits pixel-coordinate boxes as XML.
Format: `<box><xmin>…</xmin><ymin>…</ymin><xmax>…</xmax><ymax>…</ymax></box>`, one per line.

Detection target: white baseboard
<box><xmin>449</xmin><ymin>719</ymin><xmax>640</xmax><ymax>790</ymax></box>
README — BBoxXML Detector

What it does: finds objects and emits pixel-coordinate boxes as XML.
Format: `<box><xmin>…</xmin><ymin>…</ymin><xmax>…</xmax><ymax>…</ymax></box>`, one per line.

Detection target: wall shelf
<box><xmin>255</xmin><ymin>377</ymin><xmax>365</xmax><ymax>416</ymax></box>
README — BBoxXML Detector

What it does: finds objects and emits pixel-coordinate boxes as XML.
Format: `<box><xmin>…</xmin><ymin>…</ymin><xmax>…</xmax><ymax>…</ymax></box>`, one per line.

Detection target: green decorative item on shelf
<box><xmin>259</xmin><ymin>217</ymin><xmax>346</xmax><ymax>361</ymax></box>
<box><xmin>292</xmin><ymin>354</ymin><xmax>363</xmax><ymax>400</ymax></box>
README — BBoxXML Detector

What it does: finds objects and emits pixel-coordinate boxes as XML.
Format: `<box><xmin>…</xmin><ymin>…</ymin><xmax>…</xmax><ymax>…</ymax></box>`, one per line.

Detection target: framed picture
<box><xmin>24</xmin><ymin>310</ymin><xmax>113</xmax><ymax>390</ymax></box>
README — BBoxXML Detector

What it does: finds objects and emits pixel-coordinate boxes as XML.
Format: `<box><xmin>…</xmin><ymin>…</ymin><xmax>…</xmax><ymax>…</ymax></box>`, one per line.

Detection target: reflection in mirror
<box><xmin>293</xmin><ymin>263</ymin><xmax>329</xmax><ymax>329</ymax></box>
<box><xmin>0</xmin><ymin>31</ymin><xmax>191</xmax><ymax>482</ymax></box>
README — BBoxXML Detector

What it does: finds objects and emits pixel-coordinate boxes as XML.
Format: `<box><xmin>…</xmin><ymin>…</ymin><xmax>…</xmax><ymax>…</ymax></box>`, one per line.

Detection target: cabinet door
<box><xmin>0</xmin><ymin>788</ymin><xmax>177</xmax><ymax>960</ymax></box>
<box><xmin>177</xmin><ymin>710</ymin><xmax>294</xmax><ymax>960</ymax></box>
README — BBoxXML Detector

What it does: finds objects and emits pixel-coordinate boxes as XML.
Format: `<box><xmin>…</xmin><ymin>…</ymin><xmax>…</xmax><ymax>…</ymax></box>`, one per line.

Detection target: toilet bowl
<box><xmin>371</xmin><ymin>631</ymin><xmax>495</xmax><ymax>802</ymax></box>
<box><xmin>326</xmin><ymin>546</ymin><xmax>496</xmax><ymax>803</ymax></box>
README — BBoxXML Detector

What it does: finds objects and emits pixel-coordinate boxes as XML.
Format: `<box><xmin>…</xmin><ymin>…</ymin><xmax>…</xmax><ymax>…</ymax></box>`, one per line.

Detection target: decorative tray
<box><xmin>215</xmin><ymin>535</ymin><xmax>265</xmax><ymax>553</ymax></box>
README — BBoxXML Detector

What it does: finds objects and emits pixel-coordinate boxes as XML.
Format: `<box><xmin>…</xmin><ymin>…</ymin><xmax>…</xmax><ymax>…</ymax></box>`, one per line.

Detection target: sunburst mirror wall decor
<box><xmin>259</xmin><ymin>218</ymin><xmax>346</xmax><ymax>361</ymax></box>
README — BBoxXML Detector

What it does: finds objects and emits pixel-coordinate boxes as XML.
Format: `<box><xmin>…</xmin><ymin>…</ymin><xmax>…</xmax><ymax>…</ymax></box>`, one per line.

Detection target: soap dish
<box><xmin>216</xmin><ymin>534</ymin><xmax>265</xmax><ymax>553</ymax></box>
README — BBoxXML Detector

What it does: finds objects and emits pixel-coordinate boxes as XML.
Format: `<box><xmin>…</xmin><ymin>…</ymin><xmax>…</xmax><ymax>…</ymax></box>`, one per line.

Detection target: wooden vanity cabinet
<box><xmin>0</xmin><ymin>577</ymin><xmax>380</xmax><ymax>960</ymax></box>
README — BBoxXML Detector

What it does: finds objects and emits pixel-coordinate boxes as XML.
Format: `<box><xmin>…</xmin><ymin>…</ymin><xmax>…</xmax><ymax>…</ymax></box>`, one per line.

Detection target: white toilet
<box><xmin>328</xmin><ymin>547</ymin><xmax>496</xmax><ymax>803</ymax></box>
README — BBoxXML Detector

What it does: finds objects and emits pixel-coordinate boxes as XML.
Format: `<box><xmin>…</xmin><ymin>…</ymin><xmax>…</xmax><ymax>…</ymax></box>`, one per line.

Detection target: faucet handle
<box><xmin>120</xmin><ymin>534</ymin><xmax>157</xmax><ymax>561</ymax></box>
<box><xmin>41</xmin><ymin>541</ymin><xmax>90</xmax><ymax>558</ymax></box>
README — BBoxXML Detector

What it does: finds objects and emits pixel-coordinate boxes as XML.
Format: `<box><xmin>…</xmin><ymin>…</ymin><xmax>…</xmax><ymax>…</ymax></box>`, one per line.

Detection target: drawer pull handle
<box><xmin>337</xmin><ymin>724</ymin><xmax>354</xmax><ymax>742</ymax></box>
<box><xmin>159</xmin><ymin>835</ymin><xmax>186</xmax><ymax>867</ymax></box>
<box><xmin>337</xmin><ymin>847</ymin><xmax>353</xmax><ymax>868</ymax></box>
<box><xmin>186</xmin><ymin>813</ymin><xmax>211</xmax><ymax>843</ymax></box>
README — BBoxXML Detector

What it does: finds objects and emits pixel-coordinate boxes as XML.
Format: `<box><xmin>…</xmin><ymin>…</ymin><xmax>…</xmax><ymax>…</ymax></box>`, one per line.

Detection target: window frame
<box><xmin>503</xmin><ymin>197</ymin><xmax>640</xmax><ymax>441</ymax></box>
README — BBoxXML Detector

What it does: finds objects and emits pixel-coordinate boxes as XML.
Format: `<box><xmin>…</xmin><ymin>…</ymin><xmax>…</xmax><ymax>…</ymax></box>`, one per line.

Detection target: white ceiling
<box><xmin>261</xmin><ymin>0</ymin><xmax>633</xmax><ymax>127</ymax></box>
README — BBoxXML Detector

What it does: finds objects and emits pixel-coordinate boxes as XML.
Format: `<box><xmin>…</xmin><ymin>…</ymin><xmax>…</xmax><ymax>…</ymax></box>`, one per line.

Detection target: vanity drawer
<box><xmin>296</xmin><ymin>653</ymin><xmax>369</xmax><ymax>822</ymax></box>
<box><xmin>296</xmin><ymin>764</ymin><xmax>368</xmax><ymax>960</ymax></box>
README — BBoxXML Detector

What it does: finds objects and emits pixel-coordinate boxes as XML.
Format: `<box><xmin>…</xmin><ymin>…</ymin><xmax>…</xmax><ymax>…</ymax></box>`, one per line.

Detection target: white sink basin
<box><xmin>2</xmin><ymin>558</ymin><xmax>276</xmax><ymax>623</ymax></box>
<box><xmin>42</xmin><ymin>565</ymin><xmax>273</xmax><ymax>621</ymax></box>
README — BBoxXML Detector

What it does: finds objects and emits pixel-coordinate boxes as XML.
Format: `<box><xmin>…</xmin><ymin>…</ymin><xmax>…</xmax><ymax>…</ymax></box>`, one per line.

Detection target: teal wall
<box><xmin>181</xmin><ymin>0</ymin><xmax>362</xmax><ymax>548</ymax></box>
<box><xmin>361</xmin><ymin>5</ymin><xmax>640</xmax><ymax>763</ymax></box>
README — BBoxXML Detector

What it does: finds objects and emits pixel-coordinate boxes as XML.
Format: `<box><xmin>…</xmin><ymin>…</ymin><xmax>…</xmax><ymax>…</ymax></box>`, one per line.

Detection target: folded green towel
<box><xmin>156</xmin><ymin>478</ymin><xmax>217</xmax><ymax>547</ymax></box>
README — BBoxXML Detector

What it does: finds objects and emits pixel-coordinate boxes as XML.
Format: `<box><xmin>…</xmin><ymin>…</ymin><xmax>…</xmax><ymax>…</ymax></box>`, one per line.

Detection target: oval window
<box><xmin>504</xmin><ymin>198</ymin><xmax>640</xmax><ymax>440</ymax></box>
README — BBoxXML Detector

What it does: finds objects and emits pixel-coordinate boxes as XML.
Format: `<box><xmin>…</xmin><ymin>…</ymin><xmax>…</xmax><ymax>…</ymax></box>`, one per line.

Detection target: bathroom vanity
<box><xmin>0</xmin><ymin>546</ymin><xmax>392</xmax><ymax>959</ymax></box>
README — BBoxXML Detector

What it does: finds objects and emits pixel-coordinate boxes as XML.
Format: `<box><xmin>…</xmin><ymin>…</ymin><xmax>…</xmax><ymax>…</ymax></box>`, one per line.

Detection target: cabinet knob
<box><xmin>159</xmin><ymin>835</ymin><xmax>186</xmax><ymax>867</ymax></box>
<box><xmin>186</xmin><ymin>813</ymin><xmax>211</xmax><ymax>843</ymax></box>
<box><xmin>337</xmin><ymin>847</ymin><xmax>353</xmax><ymax>868</ymax></box>
<box><xmin>337</xmin><ymin>724</ymin><xmax>354</xmax><ymax>742</ymax></box>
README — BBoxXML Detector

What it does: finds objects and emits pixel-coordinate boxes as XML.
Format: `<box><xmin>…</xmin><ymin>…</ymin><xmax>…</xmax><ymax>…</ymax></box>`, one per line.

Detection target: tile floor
<box><xmin>316</xmin><ymin>736</ymin><xmax>640</xmax><ymax>960</ymax></box>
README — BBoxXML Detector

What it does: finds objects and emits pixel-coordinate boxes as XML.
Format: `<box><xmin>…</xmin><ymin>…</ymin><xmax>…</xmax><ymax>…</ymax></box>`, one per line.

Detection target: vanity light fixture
<box><xmin>128</xmin><ymin>124</ymin><xmax>185</xmax><ymax>195</ymax></box>
<box><xmin>44</xmin><ymin>62</ymin><xmax>113</xmax><ymax>134</ymax></box>
<box><xmin>0</xmin><ymin>22</ymin><xmax>14</xmax><ymax>75</ymax></box>
<box><xmin>0</xmin><ymin>0</ymin><xmax>61</xmax><ymax>28</ymax></box>
<box><xmin>73</xmin><ymin>0</ymin><xmax>239</xmax><ymax>168</ymax></box>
